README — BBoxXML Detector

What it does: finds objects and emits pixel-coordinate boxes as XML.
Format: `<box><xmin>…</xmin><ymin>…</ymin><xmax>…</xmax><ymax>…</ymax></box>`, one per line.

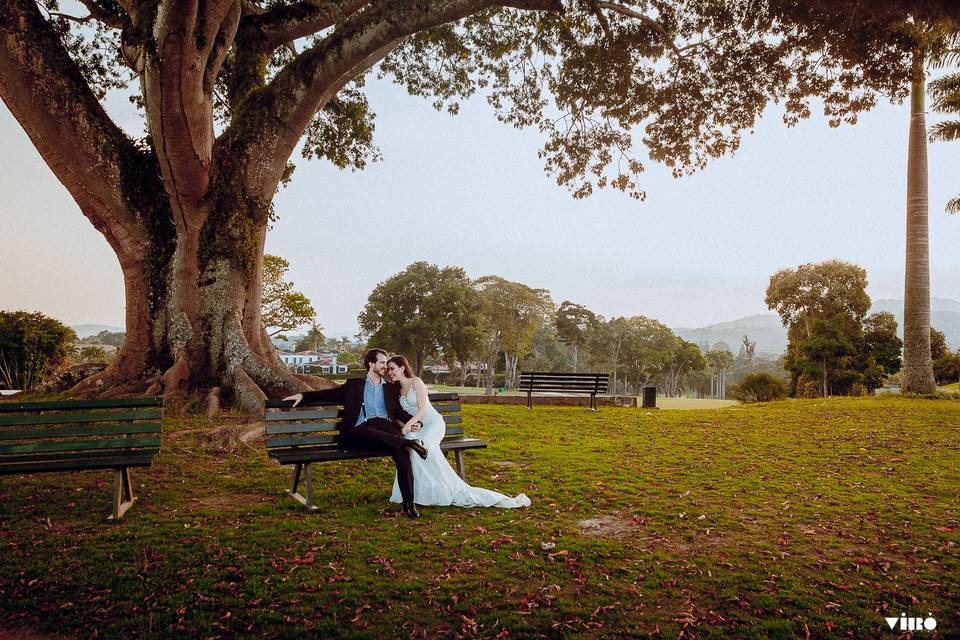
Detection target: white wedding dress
<box><xmin>390</xmin><ymin>385</ymin><xmax>531</xmax><ymax>508</ymax></box>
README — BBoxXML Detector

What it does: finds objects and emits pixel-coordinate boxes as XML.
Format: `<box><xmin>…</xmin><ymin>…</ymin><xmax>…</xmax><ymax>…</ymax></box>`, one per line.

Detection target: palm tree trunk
<box><xmin>902</xmin><ymin>51</ymin><xmax>937</xmax><ymax>394</ymax></box>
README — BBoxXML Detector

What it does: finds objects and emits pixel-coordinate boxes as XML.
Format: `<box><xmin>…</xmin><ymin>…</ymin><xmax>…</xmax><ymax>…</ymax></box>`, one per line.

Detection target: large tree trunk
<box><xmin>902</xmin><ymin>53</ymin><xmax>937</xmax><ymax>394</ymax></box>
<box><xmin>73</xmin><ymin>210</ymin><xmax>312</xmax><ymax>413</ymax></box>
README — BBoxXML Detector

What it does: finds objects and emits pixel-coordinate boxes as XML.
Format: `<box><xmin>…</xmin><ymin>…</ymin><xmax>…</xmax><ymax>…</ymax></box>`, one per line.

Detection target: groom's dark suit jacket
<box><xmin>299</xmin><ymin>377</ymin><xmax>414</xmax><ymax>436</ymax></box>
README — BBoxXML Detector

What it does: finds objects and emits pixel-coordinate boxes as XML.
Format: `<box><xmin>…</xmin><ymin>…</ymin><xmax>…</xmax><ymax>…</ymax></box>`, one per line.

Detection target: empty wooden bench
<box><xmin>264</xmin><ymin>392</ymin><xmax>486</xmax><ymax>510</ymax></box>
<box><xmin>0</xmin><ymin>397</ymin><xmax>162</xmax><ymax>520</ymax></box>
<box><xmin>519</xmin><ymin>372</ymin><xmax>610</xmax><ymax>411</ymax></box>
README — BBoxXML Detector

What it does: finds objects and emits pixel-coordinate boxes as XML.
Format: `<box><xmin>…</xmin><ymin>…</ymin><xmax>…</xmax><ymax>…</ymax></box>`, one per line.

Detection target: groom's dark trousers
<box><xmin>346</xmin><ymin>418</ymin><xmax>414</xmax><ymax>503</ymax></box>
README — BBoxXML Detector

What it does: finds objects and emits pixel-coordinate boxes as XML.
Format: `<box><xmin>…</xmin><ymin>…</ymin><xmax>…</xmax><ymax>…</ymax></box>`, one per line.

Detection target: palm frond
<box><xmin>946</xmin><ymin>196</ymin><xmax>960</xmax><ymax>214</ymax></box>
<box><xmin>929</xmin><ymin>73</ymin><xmax>960</xmax><ymax>112</ymax></box>
<box><xmin>928</xmin><ymin>50</ymin><xmax>960</xmax><ymax>69</ymax></box>
<box><xmin>928</xmin><ymin>120</ymin><xmax>960</xmax><ymax>142</ymax></box>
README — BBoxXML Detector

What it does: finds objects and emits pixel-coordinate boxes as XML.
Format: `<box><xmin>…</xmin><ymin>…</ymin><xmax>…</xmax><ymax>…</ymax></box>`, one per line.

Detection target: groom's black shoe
<box><xmin>402</xmin><ymin>501</ymin><xmax>421</xmax><ymax>518</ymax></box>
<box><xmin>406</xmin><ymin>439</ymin><xmax>428</xmax><ymax>460</ymax></box>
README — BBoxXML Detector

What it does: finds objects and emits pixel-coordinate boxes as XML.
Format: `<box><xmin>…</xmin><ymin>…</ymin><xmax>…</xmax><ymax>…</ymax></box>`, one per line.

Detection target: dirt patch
<box><xmin>577</xmin><ymin>514</ymin><xmax>643</xmax><ymax>539</ymax></box>
<box><xmin>185</xmin><ymin>493</ymin><xmax>275</xmax><ymax>511</ymax></box>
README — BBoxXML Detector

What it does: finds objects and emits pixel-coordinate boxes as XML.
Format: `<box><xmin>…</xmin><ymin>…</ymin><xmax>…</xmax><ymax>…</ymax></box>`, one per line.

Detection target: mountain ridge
<box><xmin>673</xmin><ymin>298</ymin><xmax>960</xmax><ymax>354</ymax></box>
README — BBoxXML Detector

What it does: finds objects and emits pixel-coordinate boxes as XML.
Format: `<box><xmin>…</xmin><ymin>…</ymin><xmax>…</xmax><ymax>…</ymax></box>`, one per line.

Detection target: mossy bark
<box><xmin>72</xmin><ymin>199</ymin><xmax>315</xmax><ymax>414</ymax></box>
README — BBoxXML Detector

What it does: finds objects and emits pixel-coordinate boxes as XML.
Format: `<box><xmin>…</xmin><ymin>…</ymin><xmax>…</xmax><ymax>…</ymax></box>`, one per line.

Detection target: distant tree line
<box><xmin>357</xmin><ymin>262</ymin><xmax>767</xmax><ymax>396</ymax></box>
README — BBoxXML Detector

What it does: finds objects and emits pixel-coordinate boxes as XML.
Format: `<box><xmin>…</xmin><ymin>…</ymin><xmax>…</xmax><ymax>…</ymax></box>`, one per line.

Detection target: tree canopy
<box><xmin>359</xmin><ymin>261</ymin><xmax>482</xmax><ymax>375</ymax></box>
<box><xmin>3</xmin><ymin>0</ymin><xmax>956</xmax><ymax>409</ymax></box>
<box><xmin>261</xmin><ymin>254</ymin><xmax>316</xmax><ymax>338</ymax></box>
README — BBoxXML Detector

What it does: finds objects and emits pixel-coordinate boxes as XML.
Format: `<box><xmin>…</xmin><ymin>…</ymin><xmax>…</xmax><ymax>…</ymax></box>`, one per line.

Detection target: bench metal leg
<box><xmin>589</xmin><ymin>393</ymin><xmax>598</xmax><ymax>411</ymax></box>
<box><xmin>108</xmin><ymin>467</ymin><xmax>137</xmax><ymax>521</ymax></box>
<box><xmin>289</xmin><ymin>463</ymin><xmax>302</xmax><ymax>495</ymax></box>
<box><xmin>287</xmin><ymin>462</ymin><xmax>318</xmax><ymax>511</ymax></box>
<box><xmin>454</xmin><ymin>450</ymin><xmax>467</xmax><ymax>480</ymax></box>
<box><xmin>526</xmin><ymin>391</ymin><xmax>532</xmax><ymax>410</ymax></box>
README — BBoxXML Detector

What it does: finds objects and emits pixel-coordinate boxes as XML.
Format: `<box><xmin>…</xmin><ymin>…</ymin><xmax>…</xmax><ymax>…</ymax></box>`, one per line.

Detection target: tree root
<box><xmin>207</xmin><ymin>421</ymin><xmax>264</xmax><ymax>453</ymax></box>
<box><xmin>230</xmin><ymin>366</ymin><xmax>266</xmax><ymax>417</ymax></box>
<box><xmin>206</xmin><ymin>387</ymin><xmax>222</xmax><ymax>417</ymax></box>
<box><xmin>162</xmin><ymin>351</ymin><xmax>191</xmax><ymax>402</ymax></box>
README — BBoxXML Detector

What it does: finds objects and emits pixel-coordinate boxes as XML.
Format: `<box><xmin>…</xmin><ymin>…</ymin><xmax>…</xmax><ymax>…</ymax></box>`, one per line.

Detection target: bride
<box><xmin>385</xmin><ymin>356</ymin><xmax>531</xmax><ymax>510</ymax></box>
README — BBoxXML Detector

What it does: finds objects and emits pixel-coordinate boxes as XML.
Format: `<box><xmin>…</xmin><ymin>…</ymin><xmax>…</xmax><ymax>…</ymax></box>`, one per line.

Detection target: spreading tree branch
<box><xmin>141</xmin><ymin>0</ymin><xmax>239</xmax><ymax>225</ymax></box>
<box><xmin>0</xmin><ymin>0</ymin><xmax>144</xmax><ymax>261</ymax></box>
<box><xmin>75</xmin><ymin>0</ymin><xmax>131</xmax><ymax>29</ymax></box>
<box><xmin>594</xmin><ymin>1</ymin><xmax>681</xmax><ymax>56</ymax></box>
<box><xmin>226</xmin><ymin>0</ymin><xmax>563</xmax><ymax>200</ymax></box>
<box><xmin>239</xmin><ymin>0</ymin><xmax>372</xmax><ymax>52</ymax></box>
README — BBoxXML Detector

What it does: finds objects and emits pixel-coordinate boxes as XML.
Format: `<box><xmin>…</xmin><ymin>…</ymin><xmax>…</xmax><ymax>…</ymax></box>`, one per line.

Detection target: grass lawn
<box><xmin>430</xmin><ymin>385</ymin><xmax>739</xmax><ymax>410</ymax></box>
<box><xmin>1</xmin><ymin>397</ymin><xmax>958</xmax><ymax>639</ymax></box>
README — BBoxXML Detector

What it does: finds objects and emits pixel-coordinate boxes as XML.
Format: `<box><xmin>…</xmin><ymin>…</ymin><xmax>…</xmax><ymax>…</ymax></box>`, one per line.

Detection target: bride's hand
<box><xmin>404</xmin><ymin>419</ymin><xmax>421</xmax><ymax>433</ymax></box>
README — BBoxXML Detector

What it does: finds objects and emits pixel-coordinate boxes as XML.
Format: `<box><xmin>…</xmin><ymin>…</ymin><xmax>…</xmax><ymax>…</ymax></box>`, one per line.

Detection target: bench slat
<box><xmin>265</xmin><ymin>409</ymin><xmax>340</xmax><ymax>421</ymax></box>
<box><xmin>267</xmin><ymin>434</ymin><xmax>338</xmax><ymax>448</ymax></box>
<box><xmin>439</xmin><ymin>436</ymin><xmax>486</xmax><ymax>450</ymax></box>
<box><xmin>0</xmin><ymin>409</ymin><xmax>161</xmax><ymax>427</ymax></box>
<box><xmin>521</xmin><ymin>372</ymin><xmax>609</xmax><ymax>377</ymax></box>
<box><xmin>442</xmin><ymin>415</ymin><xmax>463</xmax><ymax>425</ymax></box>
<box><xmin>0</xmin><ymin>436</ymin><xmax>162</xmax><ymax>455</ymax></box>
<box><xmin>520</xmin><ymin>379</ymin><xmax>608</xmax><ymax>385</ymax></box>
<box><xmin>268</xmin><ymin>424</ymin><xmax>466</xmax><ymax>448</ymax></box>
<box><xmin>519</xmin><ymin>376</ymin><xmax>607</xmax><ymax>381</ymax></box>
<box><xmin>265</xmin><ymin>422</ymin><xmax>338</xmax><ymax>435</ymax></box>
<box><xmin>427</xmin><ymin>393</ymin><xmax>460</xmax><ymax>402</ymax></box>
<box><xmin>0</xmin><ymin>450</ymin><xmax>158</xmax><ymax>474</ymax></box>
<box><xmin>269</xmin><ymin>437</ymin><xmax>486</xmax><ymax>464</ymax></box>
<box><xmin>0</xmin><ymin>422</ymin><xmax>161</xmax><ymax>441</ymax></box>
<box><xmin>520</xmin><ymin>387</ymin><xmax>606</xmax><ymax>394</ymax></box>
<box><xmin>432</xmin><ymin>403</ymin><xmax>461</xmax><ymax>413</ymax></box>
<box><xmin>0</xmin><ymin>397</ymin><xmax>162</xmax><ymax>412</ymax></box>
<box><xmin>520</xmin><ymin>383</ymin><xmax>607</xmax><ymax>388</ymax></box>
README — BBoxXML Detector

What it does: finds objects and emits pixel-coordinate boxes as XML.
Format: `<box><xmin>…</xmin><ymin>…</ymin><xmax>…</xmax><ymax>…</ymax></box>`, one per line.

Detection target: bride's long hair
<box><xmin>387</xmin><ymin>355</ymin><xmax>415</xmax><ymax>379</ymax></box>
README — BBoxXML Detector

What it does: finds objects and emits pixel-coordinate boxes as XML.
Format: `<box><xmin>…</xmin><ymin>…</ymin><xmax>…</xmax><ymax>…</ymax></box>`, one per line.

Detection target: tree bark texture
<box><xmin>901</xmin><ymin>57</ymin><xmax>936</xmax><ymax>395</ymax></box>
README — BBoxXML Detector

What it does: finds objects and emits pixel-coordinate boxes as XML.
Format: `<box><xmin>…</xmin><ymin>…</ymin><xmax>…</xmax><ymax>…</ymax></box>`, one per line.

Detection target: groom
<box><xmin>283</xmin><ymin>348</ymin><xmax>427</xmax><ymax>518</ymax></box>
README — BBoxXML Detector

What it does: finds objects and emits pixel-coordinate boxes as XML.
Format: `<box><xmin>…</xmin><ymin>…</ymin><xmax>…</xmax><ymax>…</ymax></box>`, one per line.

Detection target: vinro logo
<box><xmin>885</xmin><ymin>613</ymin><xmax>936</xmax><ymax>632</ymax></box>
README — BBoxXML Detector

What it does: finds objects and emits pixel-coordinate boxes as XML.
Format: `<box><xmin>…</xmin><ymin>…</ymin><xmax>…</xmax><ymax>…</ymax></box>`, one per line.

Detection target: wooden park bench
<box><xmin>264</xmin><ymin>392</ymin><xmax>486</xmax><ymax>510</ymax></box>
<box><xmin>519</xmin><ymin>371</ymin><xmax>610</xmax><ymax>411</ymax></box>
<box><xmin>0</xmin><ymin>397</ymin><xmax>162</xmax><ymax>520</ymax></box>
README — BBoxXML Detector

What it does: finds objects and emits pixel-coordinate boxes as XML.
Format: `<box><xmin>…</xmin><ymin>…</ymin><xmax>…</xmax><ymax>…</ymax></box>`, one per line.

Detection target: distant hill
<box><xmin>673</xmin><ymin>297</ymin><xmax>960</xmax><ymax>356</ymax></box>
<box><xmin>871</xmin><ymin>298</ymin><xmax>960</xmax><ymax>350</ymax></box>
<box><xmin>71</xmin><ymin>324</ymin><xmax>124</xmax><ymax>339</ymax></box>
<box><xmin>674</xmin><ymin>314</ymin><xmax>787</xmax><ymax>355</ymax></box>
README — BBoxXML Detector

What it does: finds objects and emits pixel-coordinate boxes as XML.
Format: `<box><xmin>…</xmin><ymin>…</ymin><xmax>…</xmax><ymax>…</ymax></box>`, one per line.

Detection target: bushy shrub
<box><xmin>730</xmin><ymin>372</ymin><xmax>789</xmax><ymax>403</ymax></box>
<box><xmin>795</xmin><ymin>374</ymin><xmax>820</xmax><ymax>399</ymax></box>
<box><xmin>0</xmin><ymin>311</ymin><xmax>76</xmax><ymax>390</ymax></box>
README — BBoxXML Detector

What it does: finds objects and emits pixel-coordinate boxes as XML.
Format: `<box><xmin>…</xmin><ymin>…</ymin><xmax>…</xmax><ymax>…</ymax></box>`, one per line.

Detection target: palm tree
<box><xmin>705</xmin><ymin>348</ymin><xmax>735</xmax><ymax>399</ymax></box>
<box><xmin>901</xmin><ymin>48</ymin><xmax>937</xmax><ymax>394</ymax></box>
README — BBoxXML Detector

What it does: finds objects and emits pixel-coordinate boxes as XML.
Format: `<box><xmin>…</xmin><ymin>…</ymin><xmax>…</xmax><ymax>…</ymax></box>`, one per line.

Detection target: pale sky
<box><xmin>2</xmin><ymin>71</ymin><xmax>959</xmax><ymax>336</ymax></box>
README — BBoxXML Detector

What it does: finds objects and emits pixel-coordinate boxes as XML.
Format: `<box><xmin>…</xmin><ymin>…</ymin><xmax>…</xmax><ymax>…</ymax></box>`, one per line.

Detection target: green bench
<box><xmin>265</xmin><ymin>392</ymin><xmax>486</xmax><ymax>510</ymax></box>
<box><xmin>0</xmin><ymin>397</ymin><xmax>162</xmax><ymax>520</ymax></box>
